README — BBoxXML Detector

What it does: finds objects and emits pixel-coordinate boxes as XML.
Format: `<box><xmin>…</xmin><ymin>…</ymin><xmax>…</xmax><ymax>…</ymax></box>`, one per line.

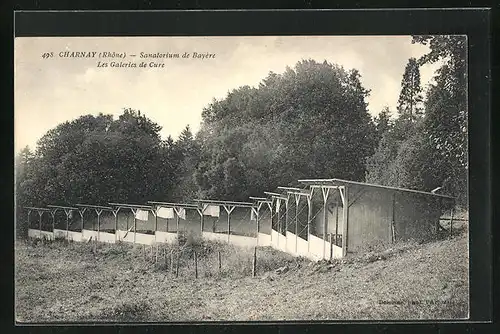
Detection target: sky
<box><xmin>14</xmin><ymin>36</ymin><xmax>441</xmax><ymax>153</ymax></box>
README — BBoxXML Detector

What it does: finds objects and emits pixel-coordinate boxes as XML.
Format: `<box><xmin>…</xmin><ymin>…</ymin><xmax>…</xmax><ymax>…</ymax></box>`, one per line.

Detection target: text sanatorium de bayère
<box><xmin>57</xmin><ymin>51</ymin><xmax>215</xmax><ymax>67</ymax></box>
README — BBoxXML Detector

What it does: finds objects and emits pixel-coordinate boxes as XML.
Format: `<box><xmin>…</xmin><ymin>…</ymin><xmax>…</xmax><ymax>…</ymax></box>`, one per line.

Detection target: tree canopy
<box><xmin>194</xmin><ymin>59</ymin><xmax>377</xmax><ymax>200</ymax></box>
<box><xmin>366</xmin><ymin>35</ymin><xmax>467</xmax><ymax>206</ymax></box>
<box><xmin>16</xmin><ymin>46</ymin><xmax>468</xmax><ymax>238</ymax></box>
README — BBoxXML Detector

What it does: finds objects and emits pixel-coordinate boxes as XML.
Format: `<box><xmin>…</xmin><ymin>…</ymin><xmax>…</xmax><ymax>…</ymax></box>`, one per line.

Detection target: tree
<box><xmin>15</xmin><ymin>109</ymin><xmax>180</xmax><ymax>230</ymax></box>
<box><xmin>397</xmin><ymin>58</ymin><xmax>424</xmax><ymax>122</ymax></box>
<box><xmin>411</xmin><ymin>35</ymin><xmax>467</xmax><ymax>205</ymax></box>
<box><xmin>15</xmin><ymin>146</ymin><xmax>35</xmax><ymax>238</ymax></box>
<box><xmin>366</xmin><ymin>59</ymin><xmax>424</xmax><ymax>187</ymax></box>
<box><xmin>170</xmin><ymin>125</ymin><xmax>202</xmax><ymax>201</ymax></box>
<box><xmin>195</xmin><ymin>59</ymin><xmax>377</xmax><ymax>199</ymax></box>
<box><xmin>373</xmin><ymin>106</ymin><xmax>393</xmax><ymax>144</ymax></box>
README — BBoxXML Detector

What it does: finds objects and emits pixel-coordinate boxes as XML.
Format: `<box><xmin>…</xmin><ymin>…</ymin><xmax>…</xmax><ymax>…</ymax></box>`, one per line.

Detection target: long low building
<box><xmin>23</xmin><ymin>178</ymin><xmax>456</xmax><ymax>261</ymax></box>
<box><xmin>297</xmin><ymin>178</ymin><xmax>455</xmax><ymax>257</ymax></box>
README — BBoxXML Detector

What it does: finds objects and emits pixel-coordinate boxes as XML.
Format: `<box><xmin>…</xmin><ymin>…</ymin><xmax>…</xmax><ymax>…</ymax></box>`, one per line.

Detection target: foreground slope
<box><xmin>15</xmin><ymin>232</ymin><xmax>468</xmax><ymax>322</ymax></box>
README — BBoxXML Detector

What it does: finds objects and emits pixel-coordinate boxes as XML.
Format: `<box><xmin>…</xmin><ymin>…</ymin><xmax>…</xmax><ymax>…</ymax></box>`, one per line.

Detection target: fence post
<box><xmin>307</xmin><ymin>196</ymin><xmax>312</xmax><ymax>253</ymax></box>
<box><xmin>176</xmin><ymin>251</ymin><xmax>180</xmax><ymax>278</ymax></box>
<box><xmin>170</xmin><ymin>250</ymin><xmax>174</xmax><ymax>274</ymax></box>
<box><xmin>39</xmin><ymin>211</ymin><xmax>42</xmax><ymax>235</ymax></box>
<box><xmin>155</xmin><ymin>245</ymin><xmax>158</xmax><ymax>264</ymax></box>
<box><xmin>51</xmin><ymin>211</ymin><xmax>56</xmax><ymax>239</ymax></box>
<box><xmin>194</xmin><ymin>251</ymin><xmax>198</xmax><ymax>279</ymax></box>
<box><xmin>66</xmin><ymin>211</ymin><xmax>70</xmax><ymax>240</ymax></box>
<box><xmin>329</xmin><ymin>233</ymin><xmax>333</xmax><ymax>260</ymax></box>
<box><xmin>252</xmin><ymin>247</ymin><xmax>257</xmax><ymax>277</ymax></box>
<box><xmin>449</xmin><ymin>207</ymin><xmax>454</xmax><ymax>238</ymax></box>
<box><xmin>218</xmin><ymin>251</ymin><xmax>222</xmax><ymax>272</ymax></box>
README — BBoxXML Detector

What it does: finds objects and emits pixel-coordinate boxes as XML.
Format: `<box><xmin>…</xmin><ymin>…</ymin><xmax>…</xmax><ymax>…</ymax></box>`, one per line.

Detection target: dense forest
<box><xmin>15</xmin><ymin>36</ymin><xmax>467</xmax><ymax>237</ymax></box>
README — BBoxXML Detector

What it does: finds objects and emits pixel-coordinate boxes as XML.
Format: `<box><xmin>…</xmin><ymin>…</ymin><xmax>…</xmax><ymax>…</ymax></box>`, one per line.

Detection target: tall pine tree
<box><xmin>366</xmin><ymin>58</ymin><xmax>424</xmax><ymax>187</ymax></box>
<box><xmin>410</xmin><ymin>35</ymin><xmax>467</xmax><ymax>205</ymax></box>
<box><xmin>397</xmin><ymin>58</ymin><xmax>424</xmax><ymax>122</ymax></box>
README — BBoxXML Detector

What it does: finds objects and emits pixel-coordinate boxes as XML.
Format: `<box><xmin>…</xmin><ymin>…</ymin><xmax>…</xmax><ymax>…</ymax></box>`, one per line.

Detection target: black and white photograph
<box><xmin>14</xmin><ymin>33</ymin><xmax>470</xmax><ymax>322</ymax></box>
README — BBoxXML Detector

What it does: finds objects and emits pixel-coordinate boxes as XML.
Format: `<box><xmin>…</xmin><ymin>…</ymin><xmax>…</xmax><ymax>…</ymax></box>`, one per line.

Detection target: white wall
<box><xmin>39</xmin><ymin>230</ymin><xmax>54</xmax><ymax>240</ymax></box>
<box><xmin>67</xmin><ymin>231</ymin><xmax>82</xmax><ymax>242</ymax></box>
<box><xmin>296</xmin><ymin>235</ymin><xmax>309</xmax><ymax>258</ymax></box>
<box><xmin>30</xmin><ymin>222</ymin><xmax>344</xmax><ymax>262</ymax></box>
<box><xmin>155</xmin><ymin>231</ymin><xmax>177</xmax><ymax>244</ymax></box>
<box><xmin>331</xmin><ymin>243</ymin><xmax>343</xmax><ymax>259</ymax></box>
<box><xmin>28</xmin><ymin>229</ymin><xmax>39</xmax><ymax>238</ymax></box>
<box><xmin>286</xmin><ymin>231</ymin><xmax>297</xmax><ymax>254</ymax></box>
<box><xmin>271</xmin><ymin>230</ymin><xmax>279</xmax><ymax>249</ymax></box>
<box><xmin>116</xmin><ymin>229</ymin><xmax>134</xmax><ymax>243</ymax></box>
<box><xmin>82</xmin><ymin>229</ymin><xmax>98</xmax><ymax>242</ymax></box>
<box><xmin>98</xmin><ymin>231</ymin><xmax>116</xmax><ymax>243</ymax></box>
<box><xmin>308</xmin><ymin>233</ymin><xmax>326</xmax><ymax>261</ymax></box>
<box><xmin>135</xmin><ymin>232</ymin><xmax>155</xmax><ymax>245</ymax></box>
<box><xmin>257</xmin><ymin>233</ymin><xmax>271</xmax><ymax>247</ymax></box>
<box><xmin>278</xmin><ymin>233</ymin><xmax>287</xmax><ymax>253</ymax></box>
<box><xmin>53</xmin><ymin>229</ymin><xmax>66</xmax><ymax>239</ymax></box>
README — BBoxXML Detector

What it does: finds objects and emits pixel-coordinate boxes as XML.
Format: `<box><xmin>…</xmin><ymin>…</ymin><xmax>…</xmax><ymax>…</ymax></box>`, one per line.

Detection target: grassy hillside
<box><xmin>15</xmin><ymin>230</ymin><xmax>469</xmax><ymax>322</ymax></box>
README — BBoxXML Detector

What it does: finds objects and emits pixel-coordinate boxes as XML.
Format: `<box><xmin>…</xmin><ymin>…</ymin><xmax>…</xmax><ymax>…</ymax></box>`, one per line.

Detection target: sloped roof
<box><xmin>298</xmin><ymin>178</ymin><xmax>455</xmax><ymax>200</ymax></box>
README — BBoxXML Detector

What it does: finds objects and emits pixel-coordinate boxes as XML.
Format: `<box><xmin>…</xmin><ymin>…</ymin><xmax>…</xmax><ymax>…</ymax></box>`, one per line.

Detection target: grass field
<box><xmin>15</xmin><ymin>228</ymin><xmax>469</xmax><ymax>322</ymax></box>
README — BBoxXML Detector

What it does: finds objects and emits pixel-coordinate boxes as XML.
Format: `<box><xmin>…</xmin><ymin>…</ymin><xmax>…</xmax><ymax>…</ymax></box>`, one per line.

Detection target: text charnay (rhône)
<box><xmin>43</xmin><ymin>51</ymin><xmax>216</xmax><ymax>69</ymax></box>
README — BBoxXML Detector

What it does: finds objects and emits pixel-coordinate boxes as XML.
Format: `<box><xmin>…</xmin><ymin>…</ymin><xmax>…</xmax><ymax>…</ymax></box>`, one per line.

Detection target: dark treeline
<box><xmin>15</xmin><ymin>36</ymin><xmax>467</xmax><ymax>237</ymax></box>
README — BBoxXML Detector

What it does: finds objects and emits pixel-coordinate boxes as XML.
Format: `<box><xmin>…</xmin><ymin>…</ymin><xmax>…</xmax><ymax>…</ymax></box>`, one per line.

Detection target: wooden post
<box><xmin>227</xmin><ymin>207</ymin><xmax>231</xmax><ymax>243</ymax></box>
<box><xmin>449</xmin><ymin>207</ymin><xmax>454</xmax><ymax>238</ymax></box>
<box><xmin>322</xmin><ymin>187</ymin><xmax>330</xmax><ymax>259</ymax></box>
<box><xmin>155</xmin><ymin>245</ymin><xmax>158</xmax><ymax>264</ymax></box>
<box><xmin>154</xmin><ymin>211</ymin><xmax>158</xmax><ymax>243</ymax></box>
<box><xmin>267</xmin><ymin>201</ymin><xmax>273</xmax><ymax>243</ymax></box>
<box><xmin>96</xmin><ymin>210</ymin><xmax>102</xmax><ymax>242</ymax></box>
<box><xmin>170</xmin><ymin>250</ymin><xmax>174</xmax><ymax>273</ymax></box>
<box><xmin>252</xmin><ymin>247</ymin><xmax>257</xmax><ymax>277</ymax></box>
<box><xmin>391</xmin><ymin>193</ymin><xmax>396</xmax><ymax>243</ymax></box>
<box><xmin>39</xmin><ymin>211</ymin><xmax>43</xmax><ymax>234</ymax></box>
<box><xmin>307</xmin><ymin>196</ymin><xmax>312</xmax><ymax>253</ymax></box>
<box><xmin>285</xmin><ymin>196</ymin><xmax>289</xmax><ymax>245</ymax></box>
<box><xmin>276</xmin><ymin>199</ymin><xmax>280</xmax><ymax>247</ymax></box>
<box><xmin>143</xmin><ymin>244</ymin><xmax>146</xmax><ymax>261</ymax></box>
<box><xmin>218</xmin><ymin>251</ymin><xmax>222</xmax><ymax>271</ymax></box>
<box><xmin>255</xmin><ymin>207</ymin><xmax>259</xmax><ymax>234</ymax></box>
<box><xmin>66</xmin><ymin>210</ymin><xmax>70</xmax><ymax>239</ymax></box>
<box><xmin>51</xmin><ymin>211</ymin><xmax>56</xmax><ymax>238</ymax></box>
<box><xmin>295</xmin><ymin>195</ymin><xmax>299</xmax><ymax>254</ymax></box>
<box><xmin>176</xmin><ymin>213</ymin><xmax>180</xmax><ymax>234</ymax></box>
<box><xmin>27</xmin><ymin>210</ymin><xmax>32</xmax><ymax>234</ymax></box>
<box><xmin>133</xmin><ymin>216</ymin><xmax>137</xmax><ymax>244</ymax></box>
<box><xmin>335</xmin><ymin>196</ymin><xmax>339</xmax><ymax>246</ymax></box>
<box><xmin>80</xmin><ymin>208</ymin><xmax>86</xmax><ymax>233</ymax></box>
<box><xmin>176</xmin><ymin>251</ymin><xmax>180</xmax><ymax>278</ymax></box>
<box><xmin>194</xmin><ymin>251</ymin><xmax>198</xmax><ymax>279</ymax></box>
<box><xmin>163</xmin><ymin>248</ymin><xmax>166</xmax><ymax>267</ymax></box>
<box><xmin>113</xmin><ymin>210</ymin><xmax>118</xmax><ymax>242</ymax></box>
<box><xmin>329</xmin><ymin>233</ymin><xmax>333</xmax><ymax>260</ymax></box>
<box><xmin>96</xmin><ymin>211</ymin><xmax>100</xmax><ymax>241</ymax></box>
<box><xmin>200</xmin><ymin>212</ymin><xmax>204</xmax><ymax>233</ymax></box>
<box><xmin>342</xmin><ymin>186</ymin><xmax>349</xmax><ymax>257</ymax></box>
